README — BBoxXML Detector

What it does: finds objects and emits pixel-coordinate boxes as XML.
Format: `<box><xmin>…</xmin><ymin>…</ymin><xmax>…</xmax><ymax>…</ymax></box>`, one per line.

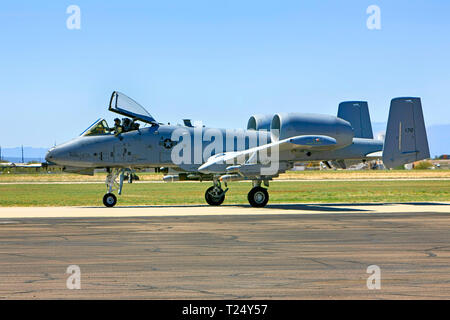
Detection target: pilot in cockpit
<box><xmin>121</xmin><ymin>118</ymin><xmax>140</xmax><ymax>132</ymax></box>
<box><xmin>111</xmin><ymin>118</ymin><xmax>123</xmax><ymax>136</ymax></box>
<box><xmin>122</xmin><ymin>118</ymin><xmax>132</xmax><ymax>132</ymax></box>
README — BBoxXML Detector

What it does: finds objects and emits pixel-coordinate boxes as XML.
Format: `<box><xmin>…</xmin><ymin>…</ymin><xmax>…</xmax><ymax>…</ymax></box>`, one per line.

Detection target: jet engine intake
<box><xmin>247</xmin><ymin>114</ymin><xmax>274</xmax><ymax>131</ymax></box>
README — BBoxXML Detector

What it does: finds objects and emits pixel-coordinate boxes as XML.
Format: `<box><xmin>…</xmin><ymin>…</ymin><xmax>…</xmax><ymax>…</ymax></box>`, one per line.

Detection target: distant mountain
<box><xmin>371</xmin><ymin>122</ymin><xmax>387</xmax><ymax>141</ymax></box>
<box><xmin>426</xmin><ymin>125</ymin><xmax>450</xmax><ymax>158</ymax></box>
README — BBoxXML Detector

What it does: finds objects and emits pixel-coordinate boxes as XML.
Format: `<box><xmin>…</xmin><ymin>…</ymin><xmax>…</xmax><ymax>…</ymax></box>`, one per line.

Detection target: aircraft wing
<box><xmin>199</xmin><ymin>135</ymin><xmax>336</xmax><ymax>173</ymax></box>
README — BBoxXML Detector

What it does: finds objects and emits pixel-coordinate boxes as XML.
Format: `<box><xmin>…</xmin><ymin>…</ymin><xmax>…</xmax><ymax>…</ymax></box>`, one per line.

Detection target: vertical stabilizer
<box><xmin>338</xmin><ymin>101</ymin><xmax>373</xmax><ymax>139</ymax></box>
<box><xmin>382</xmin><ymin>97</ymin><xmax>430</xmax><ymax>168</ymax></box>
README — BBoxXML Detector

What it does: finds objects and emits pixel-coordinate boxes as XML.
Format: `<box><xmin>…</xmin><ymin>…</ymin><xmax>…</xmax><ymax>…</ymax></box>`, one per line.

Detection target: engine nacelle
<box><xmin>271</xmin><ymin>113</ymin><xmax>354</xmax><ymax>147</ymax></box>
<box><xmin>247</xmin><ymin>114</ymin><xmax>274</xmax><ymax>131</ymax></box>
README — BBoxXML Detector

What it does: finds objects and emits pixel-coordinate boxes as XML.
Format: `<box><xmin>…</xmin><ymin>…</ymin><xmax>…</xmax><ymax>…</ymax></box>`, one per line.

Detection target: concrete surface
<box><xmin>0</xmin><ymin>203</ymin><xmax>449</xmax><ymax>299</ymax></box>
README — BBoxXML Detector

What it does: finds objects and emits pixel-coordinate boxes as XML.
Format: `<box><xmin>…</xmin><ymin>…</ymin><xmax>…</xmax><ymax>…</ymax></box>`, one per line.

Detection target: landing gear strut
<box><xmin>205</xmin><ymin>179</ymin><xmax>228</xmax><ymax>206</ymax></box>
<box><xmin>103</xmin><ymin>168</ymin><xmax>126</xmax><ymax>207</ymax></box>
<box><xmin>247</xmin><ymin>180</ymin><xmax>269</xmax><ymax>207</ymax></box>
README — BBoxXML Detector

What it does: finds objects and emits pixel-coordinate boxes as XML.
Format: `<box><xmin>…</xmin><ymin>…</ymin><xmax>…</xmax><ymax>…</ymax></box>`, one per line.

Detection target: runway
<box><xmin>0</xmin><ymin>202</ymin><xmax>449</xmax><ymax>219</ymax></box>
<box><xmin>0</xmin><ymin>203</ymin><xmax>449</xmax><ymax>299</ymax></box>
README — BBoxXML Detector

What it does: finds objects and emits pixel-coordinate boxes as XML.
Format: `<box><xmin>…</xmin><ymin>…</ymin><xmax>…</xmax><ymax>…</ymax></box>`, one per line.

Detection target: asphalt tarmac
<box><xmin>0</xmin><ymin>202</ymin><xmax>449</xmax><ymax>299</ymax></box>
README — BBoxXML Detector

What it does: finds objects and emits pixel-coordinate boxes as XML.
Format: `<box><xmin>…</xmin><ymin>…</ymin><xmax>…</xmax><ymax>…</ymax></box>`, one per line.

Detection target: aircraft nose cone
<box><xmin>45</xmin><ymin>146</ymin><xmax>63</xmax><ymax>164</ymax></box>
<box><xmin>45</xmin><ymin>148</ymin><xmax>54</xmax><ymax>162</ymax></box>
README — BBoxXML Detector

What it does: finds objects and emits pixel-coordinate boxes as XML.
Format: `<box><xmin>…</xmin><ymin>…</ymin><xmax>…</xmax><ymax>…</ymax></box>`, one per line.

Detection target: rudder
<box><xmin>382</xmin><ymin>97</ymin><xmax>430</xmax><ymax>168</ymax></box>
<box><xmin>338</xmin><ymin>101</ymin><xmax>373</xmax><ymax>139</ymax></box>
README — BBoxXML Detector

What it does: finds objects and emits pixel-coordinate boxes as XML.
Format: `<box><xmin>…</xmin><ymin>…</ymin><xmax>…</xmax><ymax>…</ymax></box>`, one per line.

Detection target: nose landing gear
<box><xmin>103</xmin><ymin>168</ymin><xmax>126</xmax><ymax>207</ymax></box>
<box><xmin>103</xmin><ymin>193</ymin><xmax>117</xmax><ymax>207</ymax></box>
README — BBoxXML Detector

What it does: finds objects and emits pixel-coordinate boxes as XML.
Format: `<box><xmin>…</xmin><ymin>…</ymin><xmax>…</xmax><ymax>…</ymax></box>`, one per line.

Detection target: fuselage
<box><xmin>46</xmin><ymin>116</ymin><xmax>383</xmax><ymax>171</ymax></box>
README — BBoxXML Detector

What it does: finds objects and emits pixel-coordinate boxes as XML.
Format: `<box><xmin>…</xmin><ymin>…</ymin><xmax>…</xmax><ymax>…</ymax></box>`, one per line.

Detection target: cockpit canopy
<box><xmin>80</xmin><ymin>118</ymin><xmax>110</xmax><ymax>137</ymax></box>
<box><xmin>109</xmin><ymin>91</ymin><xmax>157</xmax><ymax>124</ymax></box>
<box><xmin>80</xmin><ymin>92</ymin><xmax>157</xmax><ymax>137</ymax></box>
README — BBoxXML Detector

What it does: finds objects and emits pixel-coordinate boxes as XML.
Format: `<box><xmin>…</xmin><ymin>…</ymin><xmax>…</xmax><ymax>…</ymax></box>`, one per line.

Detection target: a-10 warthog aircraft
<box><xmin>45</xmin><ymin>91</ymin><xmax>430</xmax><ymax>207</ymax></box>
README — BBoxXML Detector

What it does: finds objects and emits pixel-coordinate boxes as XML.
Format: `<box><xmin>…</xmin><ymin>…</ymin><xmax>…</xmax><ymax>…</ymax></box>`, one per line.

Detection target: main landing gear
<box><xmin>204</xmin><ymin>179</ymin><xmax>270</xmax><ymax>208</ymax></box>
<box><xmin>205</xmin><ymin>179</ymin><xmax>228</xmax><ymax>206</ymax></box>
<box><xmin>247</xmin><ymin>180</ymin><xmax>269</xmax><ymax>208</ymax></box>
<box><xmin>247</xmin><ymin>186</ymin><xmax>269</xmax><ymax>208</ymax></box>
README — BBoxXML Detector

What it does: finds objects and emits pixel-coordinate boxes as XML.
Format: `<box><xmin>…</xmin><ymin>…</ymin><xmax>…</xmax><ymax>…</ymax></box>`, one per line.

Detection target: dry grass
<box><xmin>0</xmin><ymin>172</ymin><xmax>163</xmax><ymax>182</ymax></box>
<box><xmin>0</xmin><ymin>169</ymin><xmax>449</xmax><ymax>183</ymax></box>
<box><xmin>276</xmin><ymin>169</ymin><xmax>450</xmax><ymax>180</ymax></box>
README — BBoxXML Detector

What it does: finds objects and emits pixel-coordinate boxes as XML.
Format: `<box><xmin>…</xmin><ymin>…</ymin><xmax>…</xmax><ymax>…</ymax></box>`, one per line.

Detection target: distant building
<box><xmin>404</xmin><ymin>163</ymin><xmax>414</xmax><ymax>170</ymax></box>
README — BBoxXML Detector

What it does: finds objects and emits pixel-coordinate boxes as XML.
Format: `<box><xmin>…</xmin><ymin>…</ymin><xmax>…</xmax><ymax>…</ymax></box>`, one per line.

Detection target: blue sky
<box><xmin>0</xmin><ymin>0</ymin><xmax>449</xmax><ymax>148</ymax></box>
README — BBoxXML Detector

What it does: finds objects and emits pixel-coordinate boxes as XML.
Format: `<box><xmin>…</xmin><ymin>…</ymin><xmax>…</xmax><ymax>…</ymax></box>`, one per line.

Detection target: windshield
<box><xmin>109</xmin><ymin>91</ymin><xmax>157</xmax><ymax>124</ymax></box>
<box><xmin>80</xmin><ymin>118</ymin><xmax>110</xmax><ymax>136</ymax></box>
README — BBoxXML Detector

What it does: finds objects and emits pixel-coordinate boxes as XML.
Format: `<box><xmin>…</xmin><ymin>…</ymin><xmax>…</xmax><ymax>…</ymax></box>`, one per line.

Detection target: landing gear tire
<box><xmin>103</xmin><ymin>193</ymin><xmax>117</xmax><ymax>207</ymax></box>
<box><xmin>205</xmin><ymin>186</ymin><xmax>225</xmax><ymax>206</ymax></box>
<box><xmin>248</xmin><ymin>187</ymin><xmax>269</xmax><ymax>208</ymax></box>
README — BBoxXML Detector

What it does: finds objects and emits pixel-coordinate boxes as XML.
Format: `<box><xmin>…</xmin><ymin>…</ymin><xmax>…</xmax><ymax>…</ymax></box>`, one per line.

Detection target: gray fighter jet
<box><xmin>45</xmin><ymin>91</ymin><xmax>430</xmax><ymax>207</ymax></box>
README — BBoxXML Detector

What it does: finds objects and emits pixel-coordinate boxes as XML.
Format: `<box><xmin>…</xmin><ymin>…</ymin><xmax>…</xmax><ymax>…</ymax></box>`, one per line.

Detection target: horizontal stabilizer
<box><xmin>382</xmin><ymin>97</ymin><xmax>430</xmax><ymax>168</ymax></box>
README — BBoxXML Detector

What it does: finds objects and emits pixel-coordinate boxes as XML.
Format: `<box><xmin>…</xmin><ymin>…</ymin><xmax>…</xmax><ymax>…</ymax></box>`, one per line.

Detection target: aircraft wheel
<box><xmin>205</xmin><ymin>186</ymin><xmax>225</xmax><ymax>206</ymax></box>
<box><xmin>248</xmin><ymin>187</ymin><xmax>269</xmax><ymax>208</ymax></box>
<box><xmin>103</xmin><ymin>193</ymin><xmax>117</xmax><ymax>207</ymax></box>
